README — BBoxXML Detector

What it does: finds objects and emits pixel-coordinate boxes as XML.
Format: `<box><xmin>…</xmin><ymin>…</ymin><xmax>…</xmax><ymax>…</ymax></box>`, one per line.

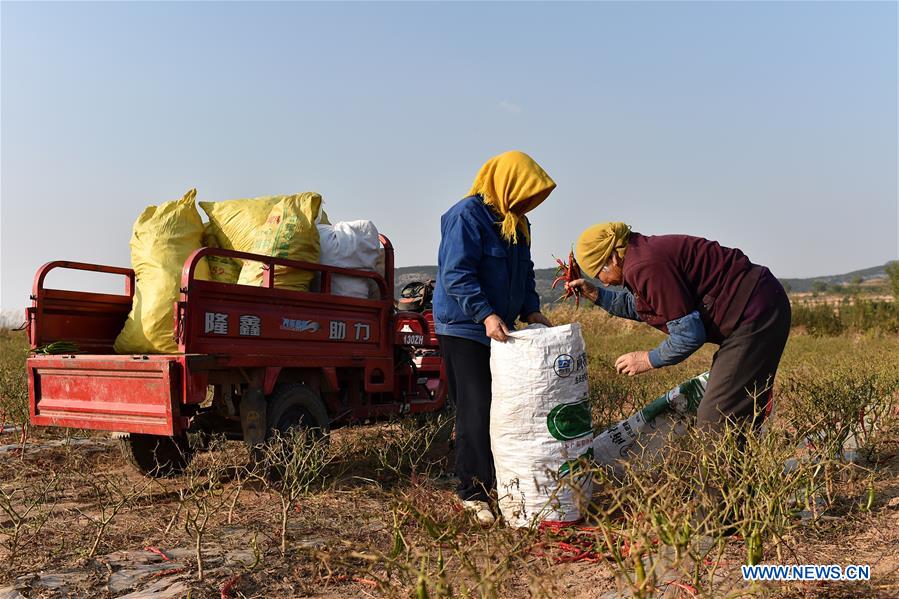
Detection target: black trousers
<box><xmin>438</xmin><ymin>334</ymin><xmax>494</xmax><ymax>502</ymax></box>
<box><xmin>698</xmin><ymin>284</ymin><xmax>792</xmax><ymax>430</ymax></box>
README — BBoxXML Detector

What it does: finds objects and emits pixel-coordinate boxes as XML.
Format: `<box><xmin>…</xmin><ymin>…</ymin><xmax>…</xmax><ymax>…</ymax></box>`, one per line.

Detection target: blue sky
<box><xmin>2</xmin><ymin>1</ymin><xmax>896</xmax><ymax>309</ymax></box>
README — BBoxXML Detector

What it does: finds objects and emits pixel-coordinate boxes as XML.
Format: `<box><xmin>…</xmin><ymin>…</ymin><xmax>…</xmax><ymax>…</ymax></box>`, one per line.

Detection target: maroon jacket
<box><xmin>622</xmin><ymin>233</ymin><xmax>761</xmax><ymax>344</ymax></box>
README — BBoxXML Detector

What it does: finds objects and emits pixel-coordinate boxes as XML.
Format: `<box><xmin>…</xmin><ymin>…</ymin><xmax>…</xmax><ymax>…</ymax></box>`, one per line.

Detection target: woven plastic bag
<box><xmin>202</xmin><ymin>223</ymin><xmax>241</xmax><ymax>284</ymax></box>
<box><xmin>199</xmin><ymin>195</ymin><xmax>280</xmax><ymax>262</ymax></box>
<box><xmin>200</xmin><ymin>195</ymin><xmax>327</xmax><ymax>261</ymax></box>
<box><xmin>490</xmin><ymin>324</ymin><xmax>594</xmax><ymax>528</ymax></box>
<box><xmin>593</xmin><ymin>372</ymin><xmax>709</xmax><ymax>476</ymax></box>
<box><xmin>114</xmin><ymin>189</ymin><xmax>210</xmax><ymax>354</ymax></box>
<box><xmin>317</xmin><ymin>220</ymin><xmax>381</xmax><ymax>298</ymax></box>
<box><xmin>237</xmin><ymin>192</ymin><xmax>322</xmax><ymax>290</ymax></box>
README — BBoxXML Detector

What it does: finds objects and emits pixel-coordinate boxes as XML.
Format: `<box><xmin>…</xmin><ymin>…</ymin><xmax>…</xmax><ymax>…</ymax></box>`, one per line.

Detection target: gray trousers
<box><xmin>697</xmin><ymin>290</ymin><xmax>792</xmax><ymax>429</ymax></box>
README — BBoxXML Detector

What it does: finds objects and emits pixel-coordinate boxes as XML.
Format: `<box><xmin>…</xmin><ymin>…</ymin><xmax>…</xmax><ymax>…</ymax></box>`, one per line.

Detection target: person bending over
<box><xmin>569</xmin><ymin>222</ymin><xmax>790</xmax><ymax>430</ymax></box>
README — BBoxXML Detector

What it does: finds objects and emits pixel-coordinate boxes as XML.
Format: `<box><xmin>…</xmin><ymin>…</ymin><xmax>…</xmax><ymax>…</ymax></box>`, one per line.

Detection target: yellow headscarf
<box><xmin>575</xmin><ymin>222</ymin><xmax>632</xmax><ymax>278</ymax></box>
<box><xmin>468</xmin><ymin>151</ymin><xmax>556</xmax><ymax>245</ymax></box>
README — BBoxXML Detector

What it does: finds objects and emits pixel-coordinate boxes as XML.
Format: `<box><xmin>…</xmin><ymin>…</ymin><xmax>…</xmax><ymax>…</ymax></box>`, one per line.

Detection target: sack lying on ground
<box><xmin>316</xmin><ymin>220</ymin><xmax>381</xmax><ymax>298</ymax></box>
<box><xmin>237</xmin><ymin>193</ymin><xmax>322</xmax><ymax>291</ymax></box>
<box><xmin>114</xmin><ymin>189</ymin><xmax>210</xmax><ymax>354</ymax></box>
<box><xmin>490</xmin><ymin>324</ymin><xmax>594</xmax><ymax>528</ymax></box>
<box><xmin>593</xmin><ymin>372</ymin><xmax>709</xmax><ymax>476</ymax></box>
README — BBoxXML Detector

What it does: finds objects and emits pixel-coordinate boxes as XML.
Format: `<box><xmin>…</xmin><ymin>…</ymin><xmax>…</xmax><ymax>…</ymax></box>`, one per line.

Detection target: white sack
<box><xmin>593</xmin><ymin>372</ymin><xmax>709</xmax><ymax>477</ymax></box>
<box><xmin>317</xmin><ymin>220</ymin><xmax>380</xmax><ymax>298</ymax></box>
<box><xmin>367</xmin><ymin>248</ymin><xmax>386</xmax><ymax>298</ymax></box>
<box><xmin>490</xmin><ymin>324</ymin><xmax>594</xmax><ymax>528</ymax></box>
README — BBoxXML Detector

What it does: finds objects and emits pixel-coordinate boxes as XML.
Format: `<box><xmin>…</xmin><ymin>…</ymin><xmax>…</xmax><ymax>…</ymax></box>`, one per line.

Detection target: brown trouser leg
<box><xmin>697</xmin><ymin>290</ymin><xmax>792</xmax><ymax>430</ymax></box>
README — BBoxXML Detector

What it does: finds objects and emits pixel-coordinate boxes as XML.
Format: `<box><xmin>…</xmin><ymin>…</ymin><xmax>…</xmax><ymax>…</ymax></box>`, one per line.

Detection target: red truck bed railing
<box><xmin>26</xmin><ymin>235</ymin><xmax>438</xmax><ymax>437</ymax></box>
<box><xmin>177</xmin><ymin>245</ymin><xmax>391</xmax><ymax>358</ymax></box>
<box><xmin>27</xmin><ymin>260</ymin><xmax>135</xmax><ymax>353</ymax></box>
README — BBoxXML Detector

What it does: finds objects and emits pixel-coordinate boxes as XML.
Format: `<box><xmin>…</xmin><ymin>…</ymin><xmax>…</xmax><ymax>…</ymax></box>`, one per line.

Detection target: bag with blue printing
<box><xmin>490</xmin><ymin>324</ymin><xmax>594</xmax><ymax>528</ymax></box>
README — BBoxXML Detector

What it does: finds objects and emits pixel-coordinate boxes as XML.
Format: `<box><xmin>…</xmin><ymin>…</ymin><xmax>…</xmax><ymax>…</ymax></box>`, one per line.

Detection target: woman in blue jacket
<box><xmin>433</xmin><ymin>151</ymin><xmax>555</xmax><ymax>525</ymax></box>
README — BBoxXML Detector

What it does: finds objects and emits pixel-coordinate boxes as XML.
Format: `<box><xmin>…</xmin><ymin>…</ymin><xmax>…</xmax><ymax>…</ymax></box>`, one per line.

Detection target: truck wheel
<box><xmin>262</xmin><ymin>385</ymin><xmax>330</xmax><ymax>480</ymax></box>
<box><xmin>118</xmin><ymin>433</ymin><xmax>194</xmax><ymax>477</ymax></box>
<box><xmin>266</xmin><ymin>384</ymin><xmax>330</xmax><ymax>439</ymax></box>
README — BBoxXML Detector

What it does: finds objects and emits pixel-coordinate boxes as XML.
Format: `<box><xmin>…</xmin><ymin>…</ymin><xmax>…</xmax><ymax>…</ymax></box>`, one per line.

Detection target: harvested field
<box><xmin>1</xmin><ymin>309</ymin><xmax>898</xmax><ymax>598</ymax></box>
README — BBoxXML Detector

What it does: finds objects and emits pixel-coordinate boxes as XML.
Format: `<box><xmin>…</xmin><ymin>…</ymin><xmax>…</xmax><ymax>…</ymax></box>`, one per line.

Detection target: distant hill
<box><xmin>396</xmin><ymin>261</ymin><xmax>898</xmax><ymax>303</ymax></box>
<box><xmin>779</xmin><ymin>261</ymin><xmax>896</xmax><ymax>293</ymax></box>
<box><xmin>396</xmin><ymin>264</ymin><xmax>620</xmax><ymax>306</ymax></box>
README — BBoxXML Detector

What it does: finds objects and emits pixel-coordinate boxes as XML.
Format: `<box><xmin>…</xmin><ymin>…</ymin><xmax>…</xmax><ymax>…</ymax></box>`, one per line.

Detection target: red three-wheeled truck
<box><xmin>24</xmin><ymin>236</ymin><xmax>447</xmax><ymax>475</ymax></box>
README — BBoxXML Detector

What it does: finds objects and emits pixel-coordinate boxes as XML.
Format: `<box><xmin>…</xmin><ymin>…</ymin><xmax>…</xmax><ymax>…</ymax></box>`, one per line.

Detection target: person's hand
<box><xmin>615</xmin><ymin>351</ymin><xmax>654</xmax><ymax>376</ymax></box>
<box><xmin>525</xmin><ymin>312</ymin><xmax>552</xmax><ymax>327</ymax></box>
<box><xmin>484</xmin><ymin>313</ymin><xmax>510</xmax><ymax>342</ymax></box>
<box><xmin>566</xmin><ymin>279</ymin><xmax>599</xmax><ymax>304</ymax></box>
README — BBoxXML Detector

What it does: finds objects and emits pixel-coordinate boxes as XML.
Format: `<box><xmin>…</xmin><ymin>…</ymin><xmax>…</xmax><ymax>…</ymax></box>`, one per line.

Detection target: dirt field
<box><xmin>1</xmin><ymin>307</ymin><xmax>898</xmax><ymax>598</ymax></box>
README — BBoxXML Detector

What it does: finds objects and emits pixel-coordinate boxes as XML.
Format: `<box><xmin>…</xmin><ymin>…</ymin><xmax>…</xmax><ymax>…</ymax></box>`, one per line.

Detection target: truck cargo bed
<box><xmin>28</xmin><ymin>355</ymin><xmax>184</xmax><ymax>436</ymax></box>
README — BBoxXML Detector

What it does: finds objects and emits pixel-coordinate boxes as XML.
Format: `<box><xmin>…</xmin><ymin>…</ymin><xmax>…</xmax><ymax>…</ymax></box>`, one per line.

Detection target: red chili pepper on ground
<box><xmin>551</xmin><ymin>249</ymin><xmax>583</xmax><ymax>308</ymax></box>
<box><xmin>221</xmin><ymin>573</ymin><xmax>243</xmax><ymax>598</ymax></box>
<box><xmin>661</xmin><ymin>580</ymin><xmax>699</xmax><ymax>598</ymax></box>
<box><xmin>151</xmin><ymin>568</ymin><xmax>186</xmax><ymax>578</ymax></box>
<box><xmin>331</xmin><ymin>575</ymin><xmax>379</xmax><ymax>587</ymax></box>
<box><xmin>533</xmin><ymin>520</ymin><xmax>608</xmax><ymax>563</ymax></box>
<box><xmin>144</xmin><ymin>546</ymin><xmax>171</xmax><ymax>561</ymax></box>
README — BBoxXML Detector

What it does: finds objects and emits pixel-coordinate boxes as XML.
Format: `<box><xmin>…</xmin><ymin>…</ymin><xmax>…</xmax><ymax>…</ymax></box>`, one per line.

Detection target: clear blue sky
<box><xmin>2</xmin><ymin>1</ymin><xmax>896</xmax><ymax>310</ymax></box>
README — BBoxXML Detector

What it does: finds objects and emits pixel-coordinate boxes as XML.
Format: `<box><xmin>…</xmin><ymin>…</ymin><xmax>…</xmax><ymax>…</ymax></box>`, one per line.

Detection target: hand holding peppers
<box><xmin>551</xmin><ymin>250</ymin><xmax>584</xmax><ymax>308</ymax></box>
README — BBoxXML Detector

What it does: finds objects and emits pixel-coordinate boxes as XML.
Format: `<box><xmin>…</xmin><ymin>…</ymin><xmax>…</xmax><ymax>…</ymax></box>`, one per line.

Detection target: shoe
<box><xmin>461</xmin><ymin>500</ymin><xmax>496</xmax><ymax>526</ymax></box>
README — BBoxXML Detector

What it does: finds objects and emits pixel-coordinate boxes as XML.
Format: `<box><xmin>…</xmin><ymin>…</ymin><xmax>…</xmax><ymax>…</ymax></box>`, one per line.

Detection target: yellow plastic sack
<box><xmin>237</xmin><ymin>193</ymin><xmax>322</xmax><ymax>290</ymax></box>
<box><xmin>202</xmin><ymin>223</ymin><xmax>241</xmax><ymax>283</ymax></box>
<box><xmin>115</xmin><ymin>189</ymin><xmax>211</xmax><ymax>354</ymax></box>
<box><xmin>200</xmin><ymin>195</ymin><xmax>328</xmax><ymax>255</ymax></box>
<box><xmin>199</xmin><ymin>196</ymin><xmax>280</xmax><ymax>263</ymax></box>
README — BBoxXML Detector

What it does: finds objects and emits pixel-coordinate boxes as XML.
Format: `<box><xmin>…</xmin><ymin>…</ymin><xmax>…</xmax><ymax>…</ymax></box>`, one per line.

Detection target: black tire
<box><xmin>186</xmin><ymin>412</ymin><xmax>216</xmax><ymax>451</ymax></box>
<box><xmin>266</xmin><ymin>384</ymin><xmax>330</xmax><ymax>439</ymax></box>
<box><xmin>118</xmin><ymin>433</ymin><xmax>194</xmax><ymax>477</ymax></box>
<box><xmin>262</xmin><ymin>385</ymin><xmax>330</xmax><ymax>480</ymax></box>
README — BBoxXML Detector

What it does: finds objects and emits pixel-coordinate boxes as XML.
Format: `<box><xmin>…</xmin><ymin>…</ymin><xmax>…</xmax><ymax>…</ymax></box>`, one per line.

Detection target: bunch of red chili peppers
<box><xmin>551</xmin><ymin>249</ymin><xmax>583</xmax><ymax>308</ymax></box>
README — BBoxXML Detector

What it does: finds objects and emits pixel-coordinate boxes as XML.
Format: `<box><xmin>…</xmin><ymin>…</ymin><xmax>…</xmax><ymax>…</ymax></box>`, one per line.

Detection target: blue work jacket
<box><xmin>433</xmin><ymin>196</ymin><xmax>541</xmax><ymax>346</ymax></box>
